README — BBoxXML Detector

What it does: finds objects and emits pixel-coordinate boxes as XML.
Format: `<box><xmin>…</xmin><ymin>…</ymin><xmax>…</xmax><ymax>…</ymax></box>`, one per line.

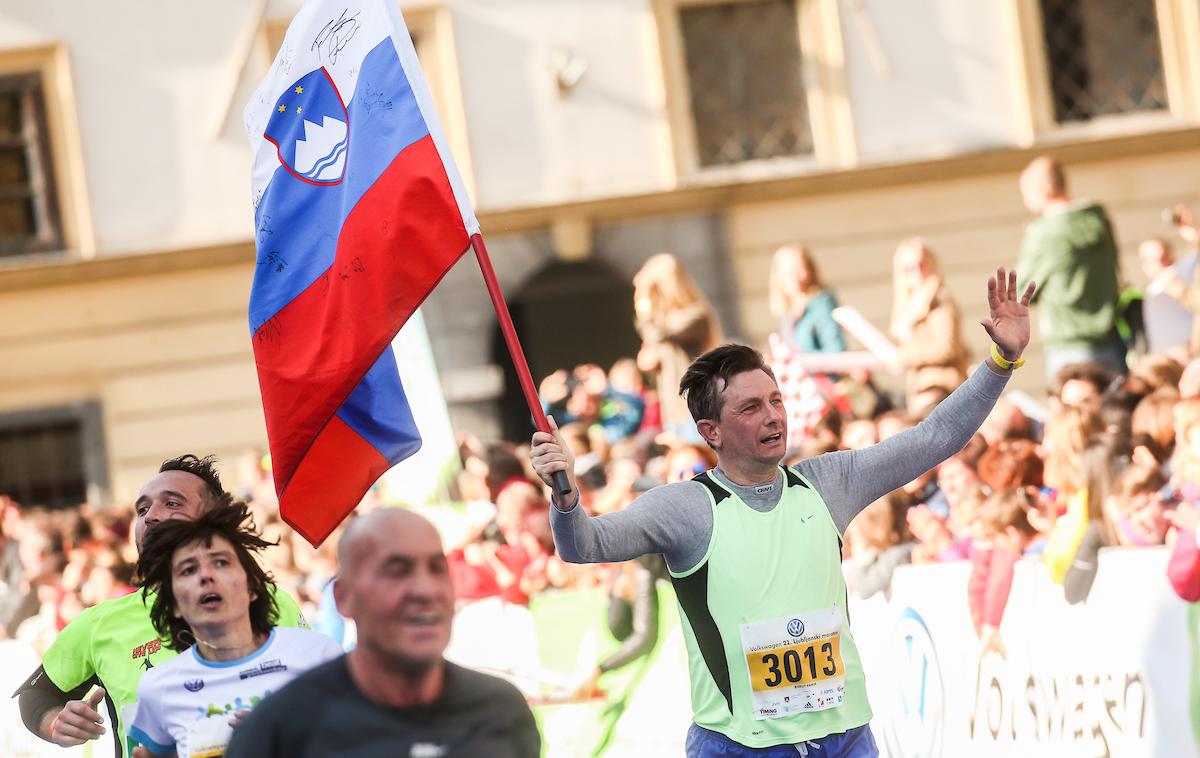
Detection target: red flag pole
<box><xmin>470</xmin><ymin>232</ymin><xmax>573</xmax><ymax>500</ymax></box>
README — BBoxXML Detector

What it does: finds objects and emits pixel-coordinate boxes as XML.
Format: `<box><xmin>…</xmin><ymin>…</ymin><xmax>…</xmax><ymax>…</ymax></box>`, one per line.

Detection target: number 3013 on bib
<box><xmin>739</xmin><ymin>607</ymin><xmax>846</xmax><ymax>720</ymax></box>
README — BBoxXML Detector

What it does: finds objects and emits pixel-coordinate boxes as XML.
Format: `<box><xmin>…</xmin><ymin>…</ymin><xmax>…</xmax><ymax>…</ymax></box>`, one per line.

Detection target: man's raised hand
<box><xmin>979</xmin><ymin>266</ymin><xmax>1036</xmax><ymax>362</ymax></box>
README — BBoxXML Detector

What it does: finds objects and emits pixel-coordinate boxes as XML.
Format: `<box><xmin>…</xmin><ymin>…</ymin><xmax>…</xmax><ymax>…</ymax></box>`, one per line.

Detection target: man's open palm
<box><xmin>980</xmin><ymin>266</ymin><xmax>1035</xmax><ymax>360</ymax></box>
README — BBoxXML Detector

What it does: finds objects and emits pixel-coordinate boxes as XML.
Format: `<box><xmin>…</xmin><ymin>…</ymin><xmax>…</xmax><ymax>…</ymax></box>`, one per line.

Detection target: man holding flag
<box><xmin>532</xmin><ymin>269</ymin><xmax>1037</xmax><ymax>756</ymax></box>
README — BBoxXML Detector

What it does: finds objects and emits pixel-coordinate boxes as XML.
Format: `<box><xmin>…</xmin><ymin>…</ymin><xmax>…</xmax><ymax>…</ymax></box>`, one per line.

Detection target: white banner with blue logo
<box><xmin>850</xmin><ymin>547</ymin><xmax>1195</xmax><ymax>758</ymax></box>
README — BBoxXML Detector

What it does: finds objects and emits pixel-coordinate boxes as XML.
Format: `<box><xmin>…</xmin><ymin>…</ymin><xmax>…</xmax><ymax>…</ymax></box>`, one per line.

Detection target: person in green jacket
<box><xmin>1017</xmin><ymin>155</ymin><xmax>1126</xmax><ymax>380</ymax></box>
<box><xmin>13</xmin><ymin>454</ymin><xmax>305</xmax><ymax>758</ymax></box>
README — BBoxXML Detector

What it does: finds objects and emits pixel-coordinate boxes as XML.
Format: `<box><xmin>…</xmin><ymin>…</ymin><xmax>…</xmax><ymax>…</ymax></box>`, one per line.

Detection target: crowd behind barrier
<box><xmin>3</xmin><ymin>171</ymin><xmax>1200</xmax><ymax>754</ymax></box>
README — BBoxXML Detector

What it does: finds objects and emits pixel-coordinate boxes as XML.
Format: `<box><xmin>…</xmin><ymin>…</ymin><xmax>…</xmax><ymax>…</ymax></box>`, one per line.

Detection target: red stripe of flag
<box><xmin>279</xmin><ymin>415</ymin><xmax>392</xmax><ymax>544</ymax></box>
<box><xmin>253</xmin><ymin>134</ymin><xmax>468</xmax><ymax>498</ymax></box>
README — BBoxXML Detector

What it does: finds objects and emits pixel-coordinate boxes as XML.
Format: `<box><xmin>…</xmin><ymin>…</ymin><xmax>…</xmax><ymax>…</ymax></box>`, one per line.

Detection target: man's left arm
<box><xmin>799</xmin><ymin>363</ymin><xmax>1008</xmax><ymax>532</ymax></box>
<box><xmin>799</xmin><ymin>267</ymin><xmax>1034</xmax><ymax>533</ymax></box>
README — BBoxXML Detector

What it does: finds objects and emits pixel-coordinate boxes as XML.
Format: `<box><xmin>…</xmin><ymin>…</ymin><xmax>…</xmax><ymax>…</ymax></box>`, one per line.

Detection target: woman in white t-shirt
<box><xmin>127</xmin><ymin>501</ymin><xmax>340</xmax><ymax>758</ymax></box>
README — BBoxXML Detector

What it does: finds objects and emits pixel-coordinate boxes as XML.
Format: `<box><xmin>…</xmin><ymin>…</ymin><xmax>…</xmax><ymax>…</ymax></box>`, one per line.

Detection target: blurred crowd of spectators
<box><xmin>3</xmin><ymin>161</ymin><xmax>1200</xmax><ymax>679</ymax></box>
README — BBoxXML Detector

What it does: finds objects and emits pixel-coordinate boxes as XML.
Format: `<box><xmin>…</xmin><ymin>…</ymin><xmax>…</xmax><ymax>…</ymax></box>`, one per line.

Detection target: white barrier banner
<box><xmin>849</xmin><ymin>547</ymin><xmax>1197</xmax><ymax>758</ymax></box>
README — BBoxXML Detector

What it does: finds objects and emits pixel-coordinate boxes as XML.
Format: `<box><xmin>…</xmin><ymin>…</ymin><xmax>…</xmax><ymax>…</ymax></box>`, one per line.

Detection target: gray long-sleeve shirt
<box><xmin>551</xmin><ymin>362</ymin><xmax>1009</xmax><ymax>574</ymax></box>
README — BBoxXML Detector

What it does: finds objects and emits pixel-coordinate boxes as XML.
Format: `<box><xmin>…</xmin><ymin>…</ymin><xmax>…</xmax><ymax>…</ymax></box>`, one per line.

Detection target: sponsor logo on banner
<box><xmin>787</xmin><ymin>618</ymin><xmax>805</xmax><ymax>637</ymax></box>
<box><xmin>969</xmin><ymin>657</ymin><xmax>1147</xmax><ymax>753</ymax></box>
<box><xmin>849</xmin><ymin>551</ymin><xmax>1194</xmax><ymax>758</ymax></box>
<box><xmin>885</xmin><ymin>608</ymin><xmax>944</xmax><ymax>758</ymax></box>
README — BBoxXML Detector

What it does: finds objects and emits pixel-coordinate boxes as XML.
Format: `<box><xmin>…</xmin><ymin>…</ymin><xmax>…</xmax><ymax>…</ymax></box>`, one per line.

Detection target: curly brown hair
<box><xmin>137</xmin><ymin>500</ymin><xmax>278</xmax><ymax>651</ymax></box>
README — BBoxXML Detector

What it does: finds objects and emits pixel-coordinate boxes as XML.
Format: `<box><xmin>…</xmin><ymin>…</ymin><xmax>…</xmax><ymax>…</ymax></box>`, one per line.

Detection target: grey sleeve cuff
<box><xmin>976</xmin><ymin>359</ymin><xmax>1014</xmax><ymax>396</ymax></box>
<box><xmin>549</xmin><ymin>498</ymin><xmax>587</xmax><ymax>563</ymax></box>
<box><xmin>552</xmin><ymin>492</ymin><xmax>580</xmax><ymax>513</ymax></box>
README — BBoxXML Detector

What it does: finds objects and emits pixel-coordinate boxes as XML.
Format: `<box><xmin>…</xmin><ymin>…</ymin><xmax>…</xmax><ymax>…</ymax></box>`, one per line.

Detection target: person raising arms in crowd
<box><xmin>14</xmin><ymin>455</ymin><xmax>305</xmax><ymax>758</ymax></box>
<box><xmin>127</xmin><ymin>502</ymin><xmax>339</xmax><ymax>757</ymax></box>
<box><xmin>533</xmin><ymin>267</ymin><xmax>1035</xmax><ymax>757</ymax></box>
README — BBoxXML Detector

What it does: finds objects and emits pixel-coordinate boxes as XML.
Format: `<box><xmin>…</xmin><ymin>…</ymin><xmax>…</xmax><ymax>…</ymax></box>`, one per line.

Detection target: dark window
<box><xmin>1039</xmin><ymin>0</ymin><xmax>1167</xmax><ymax>124</ymax></box>
<box><xmin>679</xmin><ymin>0</ymin><xmax>813</xmax><ymax>168</ymax></box>
<box><xmin>0</xmin><ymin>72</ymin><xmax>62</xmax><ymax>256</ymax></box>
<box><xmin>0</xmin><ymin>404</ymin><xmax>105</xmax><ymax>508</ymax></box>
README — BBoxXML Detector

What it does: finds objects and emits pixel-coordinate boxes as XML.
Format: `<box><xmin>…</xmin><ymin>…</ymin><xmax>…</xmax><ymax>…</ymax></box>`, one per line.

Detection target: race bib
<box><xmin>186</xmin><ymin>715</ymin><xmax>233</xmax><ymax>758</ymax></box>
<box><xmin>739</xmin><ymin>607</ymin><xmax>846</xmax><ymax>721</ymax></box>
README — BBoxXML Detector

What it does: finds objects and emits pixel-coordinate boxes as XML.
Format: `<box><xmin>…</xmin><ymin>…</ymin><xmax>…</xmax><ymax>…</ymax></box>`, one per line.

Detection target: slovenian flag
<box><xmin>244</xmin><ymin>0</ymin><xmax>477</xmax><ymax>545</ymax></box>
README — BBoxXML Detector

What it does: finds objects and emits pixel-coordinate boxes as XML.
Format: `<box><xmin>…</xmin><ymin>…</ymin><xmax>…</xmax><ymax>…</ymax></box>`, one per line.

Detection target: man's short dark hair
<box><xmin>138</xmin><ymin>500</ymin><xmax>278</xmax><ymax>651</ymax></box>
<box><xmin>159</xmin><ymin>454</ymin><xmax>227</xmax><ymax>508</ymax></box>
<box><xmin>679</xmin><ymin>344</ymin><xmax>776</xmax><ymax>422</ymax></box>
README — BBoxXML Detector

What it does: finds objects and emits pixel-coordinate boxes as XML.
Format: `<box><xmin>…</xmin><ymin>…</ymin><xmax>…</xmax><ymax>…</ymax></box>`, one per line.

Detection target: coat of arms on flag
<box><xmin>264</xmin><ymin>68</ymin><xmax>349</xmax><ymax>185</ymax></box>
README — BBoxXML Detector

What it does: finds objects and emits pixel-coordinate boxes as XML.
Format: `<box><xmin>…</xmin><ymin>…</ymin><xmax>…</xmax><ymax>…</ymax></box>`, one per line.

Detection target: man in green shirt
<box><xmin>13</xmin><ymin>454</ymin><xmax>304</xmax><ymax>758</ymax></box>
<box><xmin>1016</xmin><ymin>155</ymin><xmax>1125</xmax><ymax>380</ymax></box>
<box><xmin>531</xmin><ymin>268</ymin><xmax>1036</xmax><ymax>755</ymax></box>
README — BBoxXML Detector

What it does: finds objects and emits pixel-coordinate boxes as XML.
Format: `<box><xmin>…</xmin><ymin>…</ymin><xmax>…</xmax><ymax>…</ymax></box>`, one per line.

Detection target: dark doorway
<box><xmin>491</xmin><ymin>259</ymin><xmax>639</xmax><ymax>441</ymax></box>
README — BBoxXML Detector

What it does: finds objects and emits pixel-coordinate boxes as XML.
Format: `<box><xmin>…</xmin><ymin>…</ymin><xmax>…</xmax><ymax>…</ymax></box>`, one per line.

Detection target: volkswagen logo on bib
<box><xmin>787</xmin><ymin>618</ymin><xmax>805</xmax><ymax>637</ymax></box>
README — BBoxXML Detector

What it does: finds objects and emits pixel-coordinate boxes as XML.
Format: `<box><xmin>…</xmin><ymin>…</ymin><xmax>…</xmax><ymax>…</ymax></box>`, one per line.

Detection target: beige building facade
<box><xmin>0</xmin><ymin>0</ymin><xmax>1198</xmax><ymax>504</ymax></box>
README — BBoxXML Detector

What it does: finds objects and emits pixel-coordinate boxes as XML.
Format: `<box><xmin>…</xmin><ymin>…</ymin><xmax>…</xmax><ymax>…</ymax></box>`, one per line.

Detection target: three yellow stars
<box><xmin>278</xmin><ymin>86</ymin><xmax>305</xmax><ymax>115</ymax></box>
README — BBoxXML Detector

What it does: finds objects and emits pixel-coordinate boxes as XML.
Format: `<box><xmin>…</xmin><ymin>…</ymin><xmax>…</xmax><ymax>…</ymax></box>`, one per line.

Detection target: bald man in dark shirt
<box><xmin>227</xmin><ymin>509</ymin><xmax>540</xmax><ymax>757</ymax></box>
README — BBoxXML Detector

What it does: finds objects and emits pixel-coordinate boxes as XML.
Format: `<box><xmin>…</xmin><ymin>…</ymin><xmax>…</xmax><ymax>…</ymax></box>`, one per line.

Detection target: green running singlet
<box><xmin>670</xmin><ymin>468</ymin><xmax>872</xmax><ymax>748</ymax></box>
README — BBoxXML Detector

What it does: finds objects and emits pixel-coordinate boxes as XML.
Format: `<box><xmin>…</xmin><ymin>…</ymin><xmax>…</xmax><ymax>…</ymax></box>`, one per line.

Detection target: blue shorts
<box><xmin>685</xmin><ymin>723</ymin><xmax>879</xmax><ymax>757</ymax></box>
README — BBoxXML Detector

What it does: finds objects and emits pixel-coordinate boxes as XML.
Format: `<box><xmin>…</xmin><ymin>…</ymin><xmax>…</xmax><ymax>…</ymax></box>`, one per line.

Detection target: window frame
<box><xmin>1006</xmin><ymin>0</ymin><xmax>1200</xmax><ymax>144</ymax></box>
<box><xmin>0</xmin><ymin>44</ymin><xmax>93</xmax><ymax>263</ymax></box>
<box><xmin>651</xmin><ymin>0</ymin><xmax>856</xmax><ymax>183</ymax></box>
<box><xmin>0</xmin><ymin>400</ymin><xmax>108</xmax><ymax>508</ymax></box>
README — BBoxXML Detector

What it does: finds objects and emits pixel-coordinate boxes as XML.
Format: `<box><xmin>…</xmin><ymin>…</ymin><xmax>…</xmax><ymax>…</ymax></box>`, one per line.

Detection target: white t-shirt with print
<box><xmin>128</xmin><ymin>627</ymin><xmax>342</xmax><ymax>757</ymax></box>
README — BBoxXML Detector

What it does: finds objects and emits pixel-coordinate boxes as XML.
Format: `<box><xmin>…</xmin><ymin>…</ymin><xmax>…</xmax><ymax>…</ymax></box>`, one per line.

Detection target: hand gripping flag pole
<box><xmin>470</xmin><ymin>233</ymin><xmax>573</xmax><ymax>502</ymax></box>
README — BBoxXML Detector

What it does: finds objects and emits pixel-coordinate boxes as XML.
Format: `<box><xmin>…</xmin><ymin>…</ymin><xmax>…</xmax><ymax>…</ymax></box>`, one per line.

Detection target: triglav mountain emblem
<box><xmin>264</xmin><ymin>67</ymin><xmax>349</xmax><ymax>185</ymax></box>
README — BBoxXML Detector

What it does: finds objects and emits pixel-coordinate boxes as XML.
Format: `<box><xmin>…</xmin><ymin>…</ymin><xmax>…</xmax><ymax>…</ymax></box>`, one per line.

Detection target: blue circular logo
<box><xmin>885</xmin><ymin>608</ymin><xmax>944</xmax><ymax>758</ymax></box>
<box><xmin>787</xmin><ymin>618</ymin><xmax>805</xmax><ymax>637</ymax></box>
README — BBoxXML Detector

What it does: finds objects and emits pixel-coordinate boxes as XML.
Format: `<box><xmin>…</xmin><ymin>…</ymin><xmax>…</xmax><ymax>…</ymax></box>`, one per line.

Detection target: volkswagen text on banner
<box><xmin>244</xmin><ymin>0</ymin><xmax>478</xmax><ymax>545</ymax></box>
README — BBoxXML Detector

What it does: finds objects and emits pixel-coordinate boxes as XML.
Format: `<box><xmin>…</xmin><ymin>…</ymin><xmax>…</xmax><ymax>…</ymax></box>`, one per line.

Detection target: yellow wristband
<box><xmin>990</xmin><ymin>342</ymin><xmax>1024</xmax><ymax>370</ymax></box>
